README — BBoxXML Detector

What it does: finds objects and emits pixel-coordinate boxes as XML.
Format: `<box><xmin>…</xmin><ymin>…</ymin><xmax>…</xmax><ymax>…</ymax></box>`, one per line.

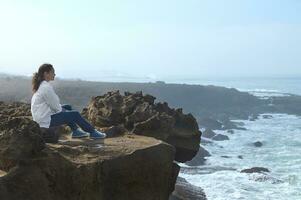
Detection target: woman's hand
<box><xmin>61</xmin><ymin>104</ymin><xmax>72</xmax><ymax>111</ymax></box>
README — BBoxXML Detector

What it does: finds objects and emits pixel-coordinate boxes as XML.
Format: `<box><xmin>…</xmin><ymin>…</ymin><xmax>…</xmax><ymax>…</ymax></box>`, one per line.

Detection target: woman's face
<box><xmin>44</xmin><ymin>68</ymin><xmax>56</xmax><ymax>81</ymax></box>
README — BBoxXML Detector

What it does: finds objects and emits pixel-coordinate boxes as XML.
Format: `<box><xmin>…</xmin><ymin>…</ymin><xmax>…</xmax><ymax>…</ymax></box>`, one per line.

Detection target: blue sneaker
<box><xmin>90</xmin><ymin>130</ymin><xmax>106</xmax><ymax>139</ymax></box>
<box><xmin>72</xmin><ymin>129</ymin><xmax>89</xmax><ymax>138</ymax></box>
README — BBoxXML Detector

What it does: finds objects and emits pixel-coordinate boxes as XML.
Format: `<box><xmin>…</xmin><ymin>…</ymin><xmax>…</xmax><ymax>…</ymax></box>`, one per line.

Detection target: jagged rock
<box><xmin>262</xmin><ymin>114</ymin><xmax>273</xmax><ymax>119</ymax></box>
<box><xmin>0</xmin><ymin>102</ymin><xmax>70</xmax><ymax>141</ymax></box>
<box><xmin>0</xmin><ymin>102</ymin><xmax>31</xmax><ymax>118</ymax></box>
<box><xmin>0</xmin><ymin>117</ymin><xmax>179</xmax><ymax>200</ymax></box>
<box><xmin>241</xmin><ymin>167</ymin><xmax>270</xmax><ymax>174</ymax></box>
<box><xmin>212</xmin><ymin>134</ymin><xmax>229</xmax><ymax>141</ymax></box>
<box><xmin>169</xmin><ymin>177</ymin><xmax>207</xmax><ymax>200</ymax></box>
<box><xmin>82</xmin><ymin>91</ymin><xmax>201</xmax><ymax>162</ymax></box>
<box><xmin>227</xmin><ymin>129</ymin><xmax>234</xmax><ymax>134</ymax></box>
<box><xmin>185</xmin><ymin>146</ymin><xmax>211</xmax><ymax>166</ymax></box>
<box><xmin>202</xmin><ymin>129</ymin><xmax>216</xmax><ymax>139</ymax></box>
<box><xmin>0</xmin><ymin>102</ymin><xmax>32</xmax><ymax>130</ymax></box>
<box><xmin>253</xmin><ymin>141</ymin><xmax>263</xmax><ymax>147</ymax></box>
<box><xmin>0</xmin><ymin>118</ymin><xmax>45</xmax><ymax>171</ymax></box>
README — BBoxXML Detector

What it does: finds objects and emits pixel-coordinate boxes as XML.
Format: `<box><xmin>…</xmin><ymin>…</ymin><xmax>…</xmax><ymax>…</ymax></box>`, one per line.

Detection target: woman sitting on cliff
<box><xmin>31</xmin><ymin>63</ymin><xmax>106</xmax><ymax>139</ymax></box>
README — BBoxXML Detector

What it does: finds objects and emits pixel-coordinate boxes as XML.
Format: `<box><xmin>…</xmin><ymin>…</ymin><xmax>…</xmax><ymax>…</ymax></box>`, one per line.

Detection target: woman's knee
<box><xmin>69</xmin><ymin>111</ymin><xmax>81</xmax><ymax>119</ymax></box>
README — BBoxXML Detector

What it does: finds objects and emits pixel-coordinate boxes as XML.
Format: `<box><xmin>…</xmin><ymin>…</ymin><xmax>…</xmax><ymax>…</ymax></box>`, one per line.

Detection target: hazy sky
<box><xmin>0</xmin><ymin>0</ymin><xmax>300</xmax><ymax>81</ymax></box>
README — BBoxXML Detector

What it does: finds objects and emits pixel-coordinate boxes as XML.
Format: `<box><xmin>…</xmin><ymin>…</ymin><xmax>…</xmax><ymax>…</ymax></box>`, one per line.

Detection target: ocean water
<box><xmin>178</xmin><ymin>77</ymin><xmax>301</xmax><ymax>200</ymax></box>
<box><xmin>181</xmin><ymin>114</ymin><xmax>301</xmax><ymax>200</ymax></box>
<box><xmin>166</xmin><ymin>76</ymin><xmax>301</xmax><ymax>96</ymax></box>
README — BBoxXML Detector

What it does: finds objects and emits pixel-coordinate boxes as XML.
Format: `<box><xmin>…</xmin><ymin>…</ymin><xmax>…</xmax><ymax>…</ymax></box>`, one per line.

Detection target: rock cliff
<box><xmin>0</xmin><ymin>93</ymin><xmax>201</xmax><ymax>200</ymax></box>
<box><xmin>0</xmin><ymin>117</ymin><xmax>179</xmax><ymax>200</ymax></box>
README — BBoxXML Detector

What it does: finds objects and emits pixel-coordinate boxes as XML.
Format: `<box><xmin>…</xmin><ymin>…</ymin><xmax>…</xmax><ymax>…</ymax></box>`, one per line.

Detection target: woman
<box><xmin>31</xmin><ymin>63</ymin><xmax>106</xmax><ymax>139</ymax></box>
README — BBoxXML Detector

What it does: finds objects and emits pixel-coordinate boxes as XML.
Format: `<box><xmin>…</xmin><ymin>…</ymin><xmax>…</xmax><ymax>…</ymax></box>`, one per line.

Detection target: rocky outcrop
<box><xmin>262</xmin><ymin>114</ymin><xmax>273</xmax><ymax>119</ymax></box>
<box><xmin>82</xmin><ymin>91</ymin><xmax>201</xmax><ymax>162</ymax></box>
<box><xmin>202</xmin><ymin>129</ymin><xmax>216</xmax><ymax>139</ymax></box>
<box><xmin>185</xmin><ymin>146</ymin><xmax>211</xmax><ymax>166</ymax></box>
<box><xmin>0</xmin><ymin>117</ymin><xmax>179</xmax><ymax>200</ymax></box>
<box><xmin>0</xmin><ymin>118</ymin><xmax>45</xmax><ymax>171</ymax></box>
<box><xmin>169</xmin><ymin>177</ymin><xmax>207</xmax><ymax>200</ymax></box>
<box><xmin>212</xmin><ymin>134</ymin><xmax>229</xmax><ymax>141</ymax></box>
<box><xmin>0</xmin><ymin>101</ymin><xmax>31</xmax><ymax>118</ymax></box>
<box><xmin>0</xmin><ymin>95</ymin><xmax>202</xmax><ymax>199</ymax></box>
<box><xmin>0</xmin><ymin>102</ymin><xmax>65</xmax><ymax>143</ymax></box>
<box><xmin>0</xmin><ymin>101</ymin><xmax>31</xmax><ymax>127</ymax></box>
<box><xmin>240</xmin><ymin>167</ymin><xmax>270</xmax><ymax>174</ymax></box>
<box><xmin>253</xmin><ymin>141</ymin><xmax>263</xmax><ymax>147</ymax></box>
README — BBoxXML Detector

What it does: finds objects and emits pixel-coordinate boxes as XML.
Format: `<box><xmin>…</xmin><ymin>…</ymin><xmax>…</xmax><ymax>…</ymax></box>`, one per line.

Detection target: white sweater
<box><xmin>31</xmin><ymin>81</ymin><xmax>62</xmax><ymax>128</ymax></box>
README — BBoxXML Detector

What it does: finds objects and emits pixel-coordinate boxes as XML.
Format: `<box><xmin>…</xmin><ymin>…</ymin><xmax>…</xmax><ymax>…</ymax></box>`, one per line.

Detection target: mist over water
<box><xmin>79</xmin><ymin>75</ymin><xmax>301</xmax><ymax>96</ymax></box>
<box><xmin>162</xmin><ymin>76</ymin><xmax>301</xmax><ymax>96</ymax></box>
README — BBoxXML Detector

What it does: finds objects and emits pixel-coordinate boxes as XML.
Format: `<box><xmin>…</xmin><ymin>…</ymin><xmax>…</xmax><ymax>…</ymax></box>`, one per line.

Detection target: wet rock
<box><xmin>169</xmin><ymin>177</ymin><xmax>207</xmax><ymax>200</ymax></box>
<box><xmin>262</xmin><ymin>114</ymin><xmax>273</xmax><ymax>119</ymax></box>
<box><xmin>253</xmin><ymin>141</ymin><xmax>263</xmax><ymax>147</ymax></box>
<box><xmin>202</xmin><ymin>129</ymin><xmax>216</xmax><ymax>139</ymax></box>
<box><xmin>238</xmin><ymin>155</ymin><xmax>243</xmax><ymax>159</ymax></box>
<box><xmin>221</xmin><ymin>156</ymin><xmax>231</xmax><ymax>158</ymax></box>
<box><xmin>185</xmin><ymin>146</ymin><xmax>211</xmax><ymax>166</ymax></box>
<box><xmin>82</xmin><ymin>91</ymin><xmax>201</xmax><ymax>162</ymax></box>
<box><xmin>212</xmin><ymin>134</ymin><xmax>229</xmax><ymax>141</ymax></box>
<box><xmin>241</xmin><ymin>167</ymin><xmax>270</xmax><ymax>174</ymax></box>
<box><xmin>227</xmin><ymin>129</ymin><xmax>234</xmax><ymax>134</ymax></box>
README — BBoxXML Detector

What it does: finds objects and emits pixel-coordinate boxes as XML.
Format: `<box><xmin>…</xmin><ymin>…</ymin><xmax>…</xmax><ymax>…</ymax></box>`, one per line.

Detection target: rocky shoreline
<box><xmin>2</xmin><ymin>77</ymin><xmax>301</xmax><ymax>199</ymax></box>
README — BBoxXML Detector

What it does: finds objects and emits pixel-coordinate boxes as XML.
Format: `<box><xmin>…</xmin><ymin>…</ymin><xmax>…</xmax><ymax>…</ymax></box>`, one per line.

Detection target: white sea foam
<box><xmin>181</xmin><ymin>114</ymin><xmax>301</xmax><ymax>200</ymax></box>
<box><xmin>238</xmin><ymin>88</ymin><xmax>291</xmax><ymax>98</ymax></box>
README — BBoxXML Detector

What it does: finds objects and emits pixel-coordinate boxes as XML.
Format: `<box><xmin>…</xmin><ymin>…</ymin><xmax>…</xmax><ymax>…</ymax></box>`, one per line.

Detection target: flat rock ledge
<box><xmin>0</xmin><ymin>118</ymin><xmax>179</xmax><ymax>200</ymax></box>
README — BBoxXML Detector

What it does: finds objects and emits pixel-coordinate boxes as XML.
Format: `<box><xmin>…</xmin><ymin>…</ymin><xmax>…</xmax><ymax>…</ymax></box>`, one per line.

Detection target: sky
<box><xmin>0</xmin><ymin>0</ymin><xmax>300</xmax><ymax>82</ymax></box>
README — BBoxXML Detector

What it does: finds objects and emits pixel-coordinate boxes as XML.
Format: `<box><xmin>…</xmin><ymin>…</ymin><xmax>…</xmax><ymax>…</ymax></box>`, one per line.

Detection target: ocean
<box><xmin>177</xmin><ymin>77</ymin><xmax>301</xmax><ymax>200</ymax></box>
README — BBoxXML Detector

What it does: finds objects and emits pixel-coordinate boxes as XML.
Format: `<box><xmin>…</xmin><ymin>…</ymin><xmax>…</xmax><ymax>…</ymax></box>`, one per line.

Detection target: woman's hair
<box><xmin>32</xmin><ymin>63</ymin><xmax>54</xmax><ymax>93</ymax></box>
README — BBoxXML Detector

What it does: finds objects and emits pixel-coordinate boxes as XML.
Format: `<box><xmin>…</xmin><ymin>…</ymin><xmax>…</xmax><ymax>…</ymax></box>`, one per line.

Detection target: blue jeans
<box><xmin>49</xmin><ymin>104</ymin><xmax>95</xmax><ymax>133</ymax></box>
